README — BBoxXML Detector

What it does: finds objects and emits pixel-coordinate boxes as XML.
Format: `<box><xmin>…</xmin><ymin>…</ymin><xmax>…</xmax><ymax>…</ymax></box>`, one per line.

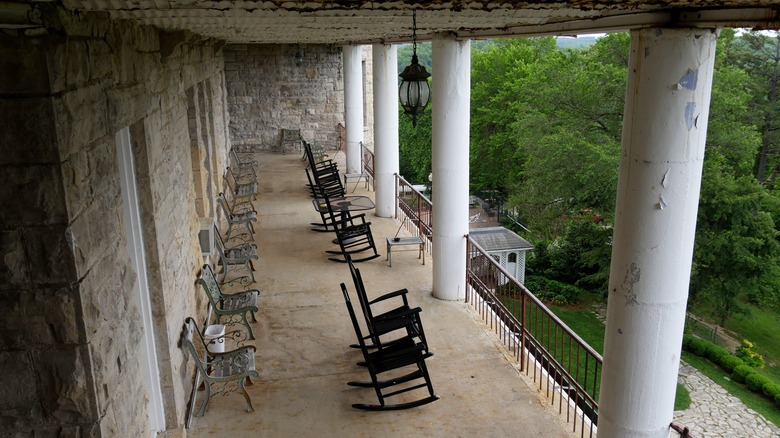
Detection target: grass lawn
<box><xmin>547</xmin><ymin>304</ymin><xmax>691</xmax><ymax>411</ymax></box>
<box><xmin>549</xmin><ymin>302</ymin><xmax>780</xmax><ymax>427</ymax></box>
<box><xmin>547</xmin><ymin>305</ymin><xmax>605</xmax><ymax>352</ymax></box>
<box><xmin>723</xmin><ymin>303</ymin><xmax>780</xmax><ymax>385</ymax></box>
<box><xmin>675</xmin><ymin>383</ymin><xmax>691</xmax><ymax>411</ymax></box>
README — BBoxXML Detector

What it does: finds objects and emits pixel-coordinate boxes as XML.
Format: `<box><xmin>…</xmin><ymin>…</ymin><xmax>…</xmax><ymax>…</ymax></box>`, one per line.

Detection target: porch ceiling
<box><xmin>32</xmin><ymin>1</ymin><xmax>780</xmax><ymax>44</ymax></box>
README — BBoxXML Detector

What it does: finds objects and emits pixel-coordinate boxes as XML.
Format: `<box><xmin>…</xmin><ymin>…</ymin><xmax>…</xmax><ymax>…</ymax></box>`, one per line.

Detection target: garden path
<box><xmin>675</xmin><ymin>362</ymin><xmax>780</xmax><ymax>437</ymax></box>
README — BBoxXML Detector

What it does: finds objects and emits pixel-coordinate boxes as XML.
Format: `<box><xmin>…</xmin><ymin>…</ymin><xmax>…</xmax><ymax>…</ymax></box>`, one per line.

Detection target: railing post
<box><xmin>417</xmin><ymin>191</ymin><xmax>422</xmax><ymax>239</ymax></box>
<box><xmin>520</xmin><ymin>290</ymin><xmax>526</xmax><ymax>372</ymax></box>
<box><xmin>394</xmin><ymin>173</ymin><xmax>398</xmax><ymax>220</ymax></box>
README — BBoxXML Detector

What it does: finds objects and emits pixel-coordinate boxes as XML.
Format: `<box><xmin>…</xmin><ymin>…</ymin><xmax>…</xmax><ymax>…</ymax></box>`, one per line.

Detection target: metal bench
<box><xmin>182</xmin><ymin>317</ymin><xmax>260</xmax><ymax>417</ymax></box>
<box><xmin>196</xmin><ymin>263</ymin><xmax>259</xmax><ymax>339</ymax></box>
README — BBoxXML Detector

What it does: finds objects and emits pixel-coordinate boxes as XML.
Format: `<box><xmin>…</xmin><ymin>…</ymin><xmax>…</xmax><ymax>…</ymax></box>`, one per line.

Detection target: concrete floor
<box><xmin>187</xmin><ymin>151</ymin><xmax>577</xmax><ymax>437</ymax></box>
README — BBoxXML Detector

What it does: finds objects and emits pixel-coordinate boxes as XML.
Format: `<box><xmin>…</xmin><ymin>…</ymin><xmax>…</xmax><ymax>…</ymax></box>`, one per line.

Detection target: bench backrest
<box><xmin>182</xmin><ymin>317</ymin><xmax>210</xmax><ymax>376</ymax></box>
<box><xmin>216</xmin><ymin>194</ymin><xmax>232</xmax><ymax>218</ymax></box>
<box><xmin>196</xmin><ymin>264</ymin><xmax>222</xmax><ymax>308</ymax></box>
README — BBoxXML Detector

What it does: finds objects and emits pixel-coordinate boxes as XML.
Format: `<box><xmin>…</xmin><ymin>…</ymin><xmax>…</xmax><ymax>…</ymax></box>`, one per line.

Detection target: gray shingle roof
<box><xmin>469</xmin><ymin>227</ymin><xmax>534</xmax><ymax>252</ymax></box>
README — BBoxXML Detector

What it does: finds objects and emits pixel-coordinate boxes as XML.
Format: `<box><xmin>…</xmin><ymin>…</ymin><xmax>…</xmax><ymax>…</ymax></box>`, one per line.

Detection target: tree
<box><xmin>688</xmin><ymin>34</ymin><xmax>780</xmax><ymax>325</ymax></box>
<box><xmin>691</xmin><ymin>156</ymin><xmax>780</xmax><ymax>325</ymax></box>
<box><xmin>717</xmin><ymin>31</ymin><xmax>780</xmax><ymax>187</ymax></box>
<box><xmin>398</xmin><ymin>104</ymin><xmax>432</xmax><ymax>184</ymax></box>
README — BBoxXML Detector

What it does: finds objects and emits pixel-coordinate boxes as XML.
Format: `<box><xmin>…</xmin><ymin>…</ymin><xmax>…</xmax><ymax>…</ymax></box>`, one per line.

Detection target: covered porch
<box><xmin>187</xmin><ymin>151</ymin><xmax>575</xmax><ymax>437</ymax></box>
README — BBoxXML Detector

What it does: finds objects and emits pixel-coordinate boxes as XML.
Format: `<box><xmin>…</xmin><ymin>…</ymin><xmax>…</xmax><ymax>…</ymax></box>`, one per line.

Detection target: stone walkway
<box><xmin>674</xmin><ymin>363</ymin><xmax>780</xmax><ymax>437</ymax></box>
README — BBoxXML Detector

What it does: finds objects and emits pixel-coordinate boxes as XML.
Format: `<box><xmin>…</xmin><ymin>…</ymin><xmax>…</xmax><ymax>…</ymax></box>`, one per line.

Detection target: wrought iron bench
<box><xmin>182</xmin><ymin>317</ymin><xmax>260</xmax><ymax>417</ymax></box>
<box><xmin>196</xmin><ymin>263</ymin><xmax>259</xmax><ymax>339</ymax></box>
<box><xmin>280</xmin><ymin>128</ymin><xmax>303</xmax><ymax>154</ymax></box>
<box><xmin>214</xmin><ymin>227</ymin><xmax>258</xmax><ymax>285</ymax></box>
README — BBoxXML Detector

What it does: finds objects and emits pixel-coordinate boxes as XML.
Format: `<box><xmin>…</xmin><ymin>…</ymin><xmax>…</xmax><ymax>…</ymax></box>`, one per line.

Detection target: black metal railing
<box><xmin>466</xmin><ymin>236</ymin><xmax>601</xmax><ymax>437</ymax></box>
<box><xmin>391</xmin><ymin>180</ymin><xmax>693</xmax><ymax>438</ymax></box>
<box><xmin>361</xmin><ymin>143</ymin><xmax>375</xmax><ymax>190</ymax></box>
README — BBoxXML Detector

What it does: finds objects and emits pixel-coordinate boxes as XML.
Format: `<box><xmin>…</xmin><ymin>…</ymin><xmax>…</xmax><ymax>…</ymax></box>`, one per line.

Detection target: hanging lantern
<box><xmin>399</xmin><ymin>11</ymin><xmax>431</xmax><ymax>127</ymax></box>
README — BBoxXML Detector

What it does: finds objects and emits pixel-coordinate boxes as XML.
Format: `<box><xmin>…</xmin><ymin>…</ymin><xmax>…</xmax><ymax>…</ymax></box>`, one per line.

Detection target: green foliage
<box><xmin>398</xmin><ymin>104</ymin><xmax>432</xmax><ymax>184</ymax></box>
<box><xmin>765</xmin><ymin>382</ymin><xmax>780</xmax><ymax>402</ymax></box>
<box><xmin>745</xmin><ymin>372</ymin><xmax>773</xmax><ymax>393</ymax></box>
<box><xmin>685</xmin><ymin>336</ymin><xmax>711</xmax><ymax>357</ymax></box>
<box><xmin>736</xmin><ymin>339</ymin><xmax>766</xmax><ymax>369</ymax></box>
<box><xmin>533</xmin><ymin>216</ymin><xmax>612</xmax><ymax>292</ymax></box>
<box><xmin>397</xmin><ymin>42</ymin><xmax>432</xmax><ymax>73</ymax></box>
<box><xmin>524</xmin><ymin>275</ymin><xmax>582</xmax><ymax>305</ymax></box>
<box><xmin>732</xmin><ymin>364</ymin><xmax>756</xmax><ymax>384</ymax></box>
<box><xmin>675</xmin><ymin>383</ymin><xmax>692</xmax><ymax>411</ymax></box>
<box><xmin>718</xmin><ymin>354</ymin><xmax>745</xmax><ymax>374</ymax></box>
<box><xmin>691</xmin><ymin>155</ymin><xmax>780</xmax><ymax>325</ymax></box>
<box><xmin>704</xmin><ymin>344</ymin><xmax>732</xmax><ymax>365</ymax></box>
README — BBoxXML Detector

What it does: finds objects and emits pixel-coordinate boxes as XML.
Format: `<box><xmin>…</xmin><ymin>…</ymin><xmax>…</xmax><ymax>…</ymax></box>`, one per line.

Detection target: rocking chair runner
<box><xmin>340</xmin><ymin>283</ymin><xmax>439</xmax><ymax>411</ymax></box>
<box><xmin>318</xmin><ymin>196</ymin><xmax>380</xmax><ymax>263</ymax></box>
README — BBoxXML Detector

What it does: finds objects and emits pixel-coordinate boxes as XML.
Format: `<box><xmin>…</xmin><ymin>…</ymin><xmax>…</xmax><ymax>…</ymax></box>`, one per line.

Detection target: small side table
<box><xmin>343</xmin><ymin>173</ymin><xmax>370</xmax><ymax>192</ymax></box>
<box><xmin>386</xmin><ymin>236</ymin><xmax>425</xmax><ymax>267</ymax></box>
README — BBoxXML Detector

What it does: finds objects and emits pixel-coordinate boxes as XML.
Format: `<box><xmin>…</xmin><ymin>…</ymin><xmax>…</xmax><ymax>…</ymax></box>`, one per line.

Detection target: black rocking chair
<box><xmin>345</xmin><ymin>254</ymin><xmax>430</xmax><ymax>355</ymax></box>
<box><xmin>340</xmin><ymin>283</ymin><xmax>439</xmax><ymax>411</ymax></box>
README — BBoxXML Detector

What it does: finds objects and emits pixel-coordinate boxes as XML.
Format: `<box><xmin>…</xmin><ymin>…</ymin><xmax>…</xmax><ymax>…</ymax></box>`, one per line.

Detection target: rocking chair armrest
<box><xmin>373</xmin><ymin>306</ymin><xmax>421</xmax><ymax>321</ymax></box>
<box><xmin>368</xmin><ymin>288</ymin><xmax>411</xmax><ymax>305</ymax></box>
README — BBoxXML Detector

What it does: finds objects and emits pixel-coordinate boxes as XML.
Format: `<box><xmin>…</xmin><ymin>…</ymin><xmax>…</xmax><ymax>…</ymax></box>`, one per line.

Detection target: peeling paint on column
<box><xmin>661</xmin><ymin>168</ymin><xmax>670</xmax><ymax>188</ymax></box>
<box><xmin>684</xmin><ymin>102</ymin><xmax>697</xmax><ymax>130</ymax></box>
<box><xmin>678</xmin><ymin>69</ymin><xmax>698</xmax><ymax>90</ymax></box>
<box><xmin>657</xmin><ymin>195</ymin><xmax>667</xmax><ymax>210</ymax></box>
<box><xmin>622</xmin><ymin>262</ymin><xmax>641</xmax><ymax>306</ymax></box>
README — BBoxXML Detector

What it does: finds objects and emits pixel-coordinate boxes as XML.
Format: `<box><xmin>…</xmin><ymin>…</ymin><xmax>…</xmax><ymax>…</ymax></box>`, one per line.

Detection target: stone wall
<box><xmin>224</xmin><ymin>43</ymin><xmax>375</xmax><ymax>153</ymax></box>
<box><xmin>0</xmin><ymin>7</ymin><xmax>229</xmax><ymax>436</ymax></box>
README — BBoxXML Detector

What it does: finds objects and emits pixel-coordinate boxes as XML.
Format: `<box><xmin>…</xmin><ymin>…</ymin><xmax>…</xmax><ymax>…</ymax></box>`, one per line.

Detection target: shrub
<box><xmin>735</xmin><ymin>339</ymin><xmax>765</xmax><ymax>369</ymax></box>
<box><xmin>682</xmin><ymin>334</ymin><xmax>695</xmax><ymax>351</ymax></box>
<box><xmin>745</xmin><ymin>373</ymin><xmax>772</xmax><ymax>393</ymax></box>
<box><xmin>762</xmin><ymin>382</ymin><xmax>780</xmax><ymax>400</ymax></box>
<box><xmin>704</xmin><ymin>344</ymin><xmax>731</xmax><ymax>364</ymax></box>
<box><xmin>686</xmin><ymin>336</ymin><xmax>710</xmax><ymax>357</ymax></box>
<box><xmin>523</xmin><ymin>276</ymin><xmax>581</xmax><ymax>306</ymax></box>
<box><xmin>717</xmin><ymin>354</ymin><xmax>744</xmax><ymax>374</ymax></box>
<box><xmin>731</xmin><ymin>364</ymin><xmax>756</xmax><ymax>384</ymax></box>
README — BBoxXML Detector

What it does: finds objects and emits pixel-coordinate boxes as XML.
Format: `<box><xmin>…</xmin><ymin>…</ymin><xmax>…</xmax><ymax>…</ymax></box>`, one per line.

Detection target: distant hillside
<box><xmin>556</xmin><ymin>36</ymin><xmax>598</xmax><ymax>49</ymax></box>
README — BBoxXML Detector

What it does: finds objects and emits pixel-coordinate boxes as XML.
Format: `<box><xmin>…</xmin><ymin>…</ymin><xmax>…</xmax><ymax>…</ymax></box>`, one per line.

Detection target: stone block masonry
<box><xmin>0</xmin><ymin>6</ymin><xmax>232</xmax><ymax>437</ymax></box>
<box><xmin>225</xmin><ymin>43</ymin><xmax>374</xmax><ymax>153</ymax></box>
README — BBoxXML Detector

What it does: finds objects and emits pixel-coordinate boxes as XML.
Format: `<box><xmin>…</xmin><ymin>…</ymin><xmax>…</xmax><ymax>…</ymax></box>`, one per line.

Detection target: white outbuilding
<box><xmin>469</xmin><ymin>226</ymin><xmax>534</xmax><ymax>284</ymax></box>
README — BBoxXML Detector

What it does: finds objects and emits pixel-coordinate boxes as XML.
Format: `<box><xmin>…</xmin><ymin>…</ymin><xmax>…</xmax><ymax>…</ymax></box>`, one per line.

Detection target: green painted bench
<box><xmin>196</xmin><ymin>264</ymin><xmax>259</xmax><ymax>339</ymax></box>
<box><xmin>182</xmin><ymin>317</ymin><xmax>259</xmax><ymax>417</ymax></box>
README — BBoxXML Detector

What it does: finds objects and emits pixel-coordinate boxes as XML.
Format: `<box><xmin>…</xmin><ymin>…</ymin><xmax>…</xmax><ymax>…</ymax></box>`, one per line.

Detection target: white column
<box><xmin>373</xmin><ymin>43</ymin><xmax>399</xmax><ymax>217</ymax></box>
<box><xmin>431</xmin><ymin>36</ymin><xmax>470</xmax><ymax>301</ymax></box>
<box><xmin>343</xmin><ymin>45</ymin><xmax>364</xmax><ymax>174</ymax></box>
<box><xmin>597</xmin><ymin>28</ymin><xmax>717</xmax><ymax>438</ymax></box>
